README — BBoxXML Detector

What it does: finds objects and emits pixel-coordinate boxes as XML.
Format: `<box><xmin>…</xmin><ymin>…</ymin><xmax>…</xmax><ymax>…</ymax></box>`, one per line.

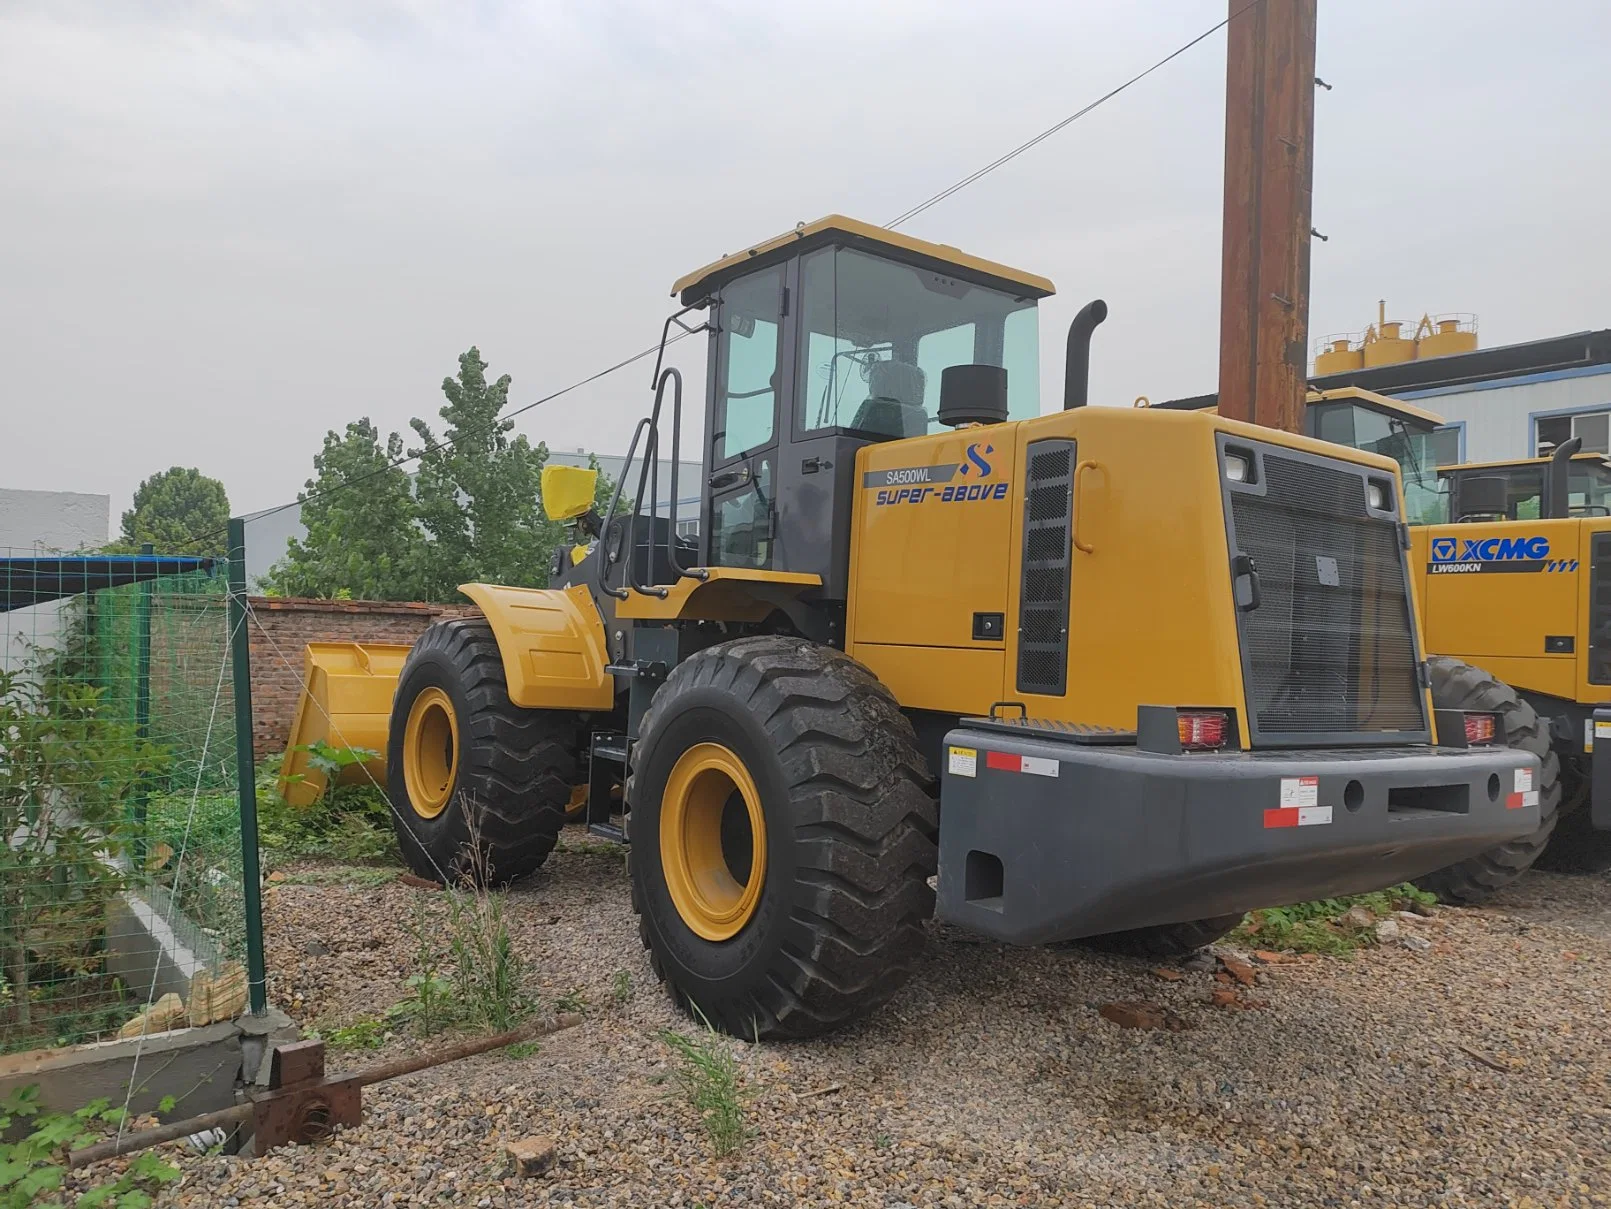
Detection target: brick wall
<box><xmin>246</xmin><ymin>597</ymin><xmax>478</xmax><ymax>758</ymax></box>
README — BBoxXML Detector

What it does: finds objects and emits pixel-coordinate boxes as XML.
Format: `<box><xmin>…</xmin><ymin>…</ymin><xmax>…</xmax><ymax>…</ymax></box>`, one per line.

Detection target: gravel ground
<box><xmin>147</xmin><ymin>841</ymin><xmax>1611</xmax><ymax>1208</ymax></box>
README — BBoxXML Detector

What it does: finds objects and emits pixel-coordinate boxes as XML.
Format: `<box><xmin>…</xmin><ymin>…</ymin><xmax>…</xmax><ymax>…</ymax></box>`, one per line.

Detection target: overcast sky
<box><xmin>3</xmin><ymin>0</ymin><xmax>1608</xmax><ymax>528</ymax></box>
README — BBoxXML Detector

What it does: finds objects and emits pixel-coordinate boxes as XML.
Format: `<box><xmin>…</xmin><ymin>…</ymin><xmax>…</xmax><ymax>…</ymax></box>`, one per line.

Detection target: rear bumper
<box><xmin>935</xmin><ymin>727</ymin><xmax>1540</xmax><ymax>945</ymax></box>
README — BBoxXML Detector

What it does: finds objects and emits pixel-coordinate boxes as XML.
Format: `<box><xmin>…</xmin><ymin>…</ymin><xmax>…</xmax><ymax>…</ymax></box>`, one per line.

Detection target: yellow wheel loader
<box><xmin>373</xmin><ymin>217</ymin><xmax>1537</xmax><ymax>1038</ymax></box>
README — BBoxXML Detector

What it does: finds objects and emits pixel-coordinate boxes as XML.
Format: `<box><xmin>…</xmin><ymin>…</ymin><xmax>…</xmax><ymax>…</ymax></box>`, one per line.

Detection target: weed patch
<box><xmin>1230</xmin><ymin>883</ymin><xmax>1437</xmax><ymax>955</ymax></box>
<box><xmin>660</xmin><ymin>1013</ymin><xmax>746</xmax><ymax>1158</ymax></box>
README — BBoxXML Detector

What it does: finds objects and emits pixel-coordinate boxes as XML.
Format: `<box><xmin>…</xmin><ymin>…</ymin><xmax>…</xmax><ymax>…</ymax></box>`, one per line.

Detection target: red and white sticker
<box><xmin>1279</xmin><ymin>776</ymin><xmax>1319</xmax><ymax>807</ymax></box>
<box><xmin>984</xmin><ymin>751</ymin><xmax>1060</xmax><ymax>778</ymax></box>
<box><xmin>1265</xmin><ymin>805</ymin><xmax>1333</xmax><ymax>829</ymax></box>
<box><xmin>1514</xmin><ymin>767</ymin><xmax>1534</xmax><ymax>794</ymax></box>
<box><xmin>1507</xmin><ymin>790</ymin><xmax>1540</xmax><ymax>810</ymax></box>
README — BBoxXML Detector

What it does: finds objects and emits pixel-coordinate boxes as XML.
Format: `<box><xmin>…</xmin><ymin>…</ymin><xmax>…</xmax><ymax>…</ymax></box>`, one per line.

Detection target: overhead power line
<box><xmin>887</xmin><ymin>0</ymin><xmax>1260</xmax><ymax>229</ymax></box>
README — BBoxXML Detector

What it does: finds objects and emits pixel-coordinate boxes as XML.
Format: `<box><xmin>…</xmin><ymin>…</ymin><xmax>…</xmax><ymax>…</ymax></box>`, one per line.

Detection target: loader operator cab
<box><xmin>1438</xmin><ymin>453</ymin><xmax>1611</xmax><ymax>522</ymax></box>
<box><xmin>671</xmin><ymin>216</ymin><xmax>1053</xmax><ymax>597</ymax></box>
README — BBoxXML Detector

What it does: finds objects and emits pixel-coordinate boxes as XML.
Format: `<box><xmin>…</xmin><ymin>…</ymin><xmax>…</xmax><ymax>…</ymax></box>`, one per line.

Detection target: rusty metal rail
<box><xmin>70</xmin><ymin>1011</ymin><xmax>584</xmax><ymax>1168</ymax></box>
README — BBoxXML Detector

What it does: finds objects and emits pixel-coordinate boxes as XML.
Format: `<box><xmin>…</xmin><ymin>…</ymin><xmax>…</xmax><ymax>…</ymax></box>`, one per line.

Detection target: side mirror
<box><xmin>541</xmin><ymin>465</ymin><xmax>599</xmax><ymax>522</ymax></box>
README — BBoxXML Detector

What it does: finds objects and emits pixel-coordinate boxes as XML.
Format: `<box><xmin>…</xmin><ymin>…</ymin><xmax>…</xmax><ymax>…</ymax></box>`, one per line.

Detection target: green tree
<box><xmin>117</xmin><ymin>467</ymin><xmax>230</xmax><ymax>555</ymax></box>
<box><xmin>410</xmin><ymin>348</ymin><xmax>558</xmax><ymax>599</ymax></box>
<box><xmin>263</xmin><ymin>419</ymin><xmax>423</xmax><ymax>600</ymax></box>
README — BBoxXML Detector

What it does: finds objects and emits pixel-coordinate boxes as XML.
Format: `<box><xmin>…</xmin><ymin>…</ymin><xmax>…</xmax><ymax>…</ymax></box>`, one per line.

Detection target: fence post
<box><xmin>130</xmin><ymin>542</ymin><xmax>154</xmax><ymax>866</ymax></box>
<box><xmin>226</xmin><ymin>518</ymin><xmax>268</xmax><ymax>1015</ymax></box>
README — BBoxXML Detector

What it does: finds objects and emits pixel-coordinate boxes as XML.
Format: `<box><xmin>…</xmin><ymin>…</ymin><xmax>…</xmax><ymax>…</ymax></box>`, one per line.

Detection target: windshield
<box><xmin>1441</xmin><ymin>460</ymin><xmax>1611</xmax><ymax>520</ymax></box>
<box><xmin>1309</xmin><ymin>402</ymin><xmax>1447</xmax><ymax>523</ymax></box>
<box><xmin>796</xmin><ymin>246</ymin><xmax>1040</xmax><ymax>438</ymax></box>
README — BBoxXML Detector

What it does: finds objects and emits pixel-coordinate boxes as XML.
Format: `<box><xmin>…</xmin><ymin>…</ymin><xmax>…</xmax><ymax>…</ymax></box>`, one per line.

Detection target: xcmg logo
<box><xmin>1430</xmin><ymin>535</ymin><xmax>1550</xmax><ymax>562</ymax></box>
<box><xmin>1426</xmin><ymin>533</ymin><xmax>1572</xmax><ymax>575</ymax></box>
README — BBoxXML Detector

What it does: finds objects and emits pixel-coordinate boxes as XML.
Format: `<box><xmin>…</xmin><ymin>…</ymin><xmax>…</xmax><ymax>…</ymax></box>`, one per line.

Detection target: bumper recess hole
<box><xmin>965</xmin><ymin>850</ymin><xmax>1004</xmax><ymax>911</ymax></box>
<box><xmin>1487</xmin><ymin>773</ymin><xmax>1502</xmax><ymax>802</ymax></box>
<box><xmin>1343</xmin><ymin>780</ymin><xmax>1365</xmax><ymax>812</ymax></box>
<box><xmin>1387</xmin><ymin>784</ymin><xmax>1470</xmax><ymax>816</ymax></box>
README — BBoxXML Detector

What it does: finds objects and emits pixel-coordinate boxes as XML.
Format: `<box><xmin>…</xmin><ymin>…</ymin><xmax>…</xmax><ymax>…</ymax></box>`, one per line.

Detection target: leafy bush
<box><xmin>0</xmin><ymin>657</ymin><xmax>168</xmax><ymax>1046</ymax></box>
<box><xmin>254</xmin><ymin>750</ymin><xmax>398</xmax><ymax>866</ymax></box>
<box><xmin>0</xmin><ymin>1084</ymin><xmax>180</xmax><ymax>1207</ymax></box>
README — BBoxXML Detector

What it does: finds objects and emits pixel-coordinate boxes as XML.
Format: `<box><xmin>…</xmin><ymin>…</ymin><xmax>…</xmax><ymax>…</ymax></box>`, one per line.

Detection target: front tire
<box><xmin>385</xmin><ymin>619</ymin><xmax>577</xmax><ymax>886</ymax></box>
<box><xmin>627</xmin><ymin>637</ymin><xmax>938</xmax><ymax>1039</ymax></box>
<box><xmin>1412</xmin><ymin>656</ymin><xmax>1561</xmax><ymax>904</ymax></box>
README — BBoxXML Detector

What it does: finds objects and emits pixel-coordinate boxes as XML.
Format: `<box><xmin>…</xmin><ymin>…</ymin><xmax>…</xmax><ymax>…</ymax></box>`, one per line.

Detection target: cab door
<box><xmin>703</xmin><ymin>264</ymin><xmax>787</xmax><ymax>569</ymax></box>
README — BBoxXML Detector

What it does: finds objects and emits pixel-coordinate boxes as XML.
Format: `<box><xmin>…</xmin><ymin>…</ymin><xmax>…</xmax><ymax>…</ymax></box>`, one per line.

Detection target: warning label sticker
<box><xmin>1597</xmin><ymin>720</ymin><xmax>1611</xmax><ymax>739</ymax></box>
<box><xmin>948</xmin><ymin>746</ymin><xmax>977</xmax><ymax>778</ymax></box>
<box><xmin>1279</xmin><ymin>776</ymin><xmax>1319</xmax><ymax>808</ymax></box>
<box><xmin>1514</xmin><ymin>767</ymin><xmax>1534</xmax><ymax>794</ymax></box>
<box><xmin>1264</xmin><ymin>805</ymin><xmax>1332</xmax><ymax>828</ymax></box>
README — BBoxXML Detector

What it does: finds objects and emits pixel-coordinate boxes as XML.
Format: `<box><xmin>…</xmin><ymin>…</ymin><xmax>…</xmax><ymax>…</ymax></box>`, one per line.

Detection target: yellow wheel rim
<box><xmin>660</xmin><ymin>743</ymin><xmax>768</xmax><ymax>942</ymax></box>
<box><xmin>402</xmin><ymin>686</ymin><xmax>459</xmax><ymax>820</ymax></box>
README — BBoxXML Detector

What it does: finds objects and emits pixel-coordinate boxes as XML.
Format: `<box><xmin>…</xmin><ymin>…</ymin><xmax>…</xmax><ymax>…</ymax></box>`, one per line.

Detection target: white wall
<box><xmin>1399</xmin><ymin>366</ymin><xmax>1611</xmax><ymax>464</ymax></box>
<box><xmin>0</xmin><ymin>487</ymin><xmax>111</xmax><ymax>673</ymax></box>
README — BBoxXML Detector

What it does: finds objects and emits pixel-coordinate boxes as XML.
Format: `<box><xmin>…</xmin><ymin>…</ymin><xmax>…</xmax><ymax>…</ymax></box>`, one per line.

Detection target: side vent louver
<box><xmin>1590</xmin><ymin>532</ymin><xmax>1611</xmax><ymax>684</ymax></box>
<box><xmin>1017</xmin><ymin>439</ymin><xmax>1075</xmax><ymax>696</ymax></box>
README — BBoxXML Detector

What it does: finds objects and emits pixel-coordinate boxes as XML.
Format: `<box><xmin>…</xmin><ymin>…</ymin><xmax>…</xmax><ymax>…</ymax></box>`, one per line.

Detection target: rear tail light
<box><xmin>1463</xmin><ymin>712</ymin><xmax>1500</xmax><ymax>746</ymax></box>
<box><xmin>1177</xmin><ymin>711</ymin><xmax>1231</xmax><ymax>751</ymax></box>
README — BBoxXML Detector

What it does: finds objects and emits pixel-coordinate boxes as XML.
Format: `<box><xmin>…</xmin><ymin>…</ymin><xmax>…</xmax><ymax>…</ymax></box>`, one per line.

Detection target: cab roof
<box><xmin>670</xmin><ymin>215</ymin><xmax>1057</xmax><ymax>306</ymax></box>
<box><xmin>1153</xmin><ymin>384</ymin><xmax>1447</xmax><ymax>428</ymax></box>
<box><xmin>1440</xmin><ymin>451</ymin><xmax>1611</xmax><ymax>474</ymax></box>
<box><xmin>1306</xmin><ymin>386</ymin><xmax>1446</xmax><ymax>428</ymax></box>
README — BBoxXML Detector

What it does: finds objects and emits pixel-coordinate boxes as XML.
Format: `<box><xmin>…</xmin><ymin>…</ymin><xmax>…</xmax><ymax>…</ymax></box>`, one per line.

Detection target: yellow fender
<box><xmin>456</xmin><ymin>582</ymin><xmax>615</xmax><ymax>710</ymax></box>
<box><xmin>278</xmin><ymin>642</ymin><xmax>412</xmax><ymax>807</ymax></box>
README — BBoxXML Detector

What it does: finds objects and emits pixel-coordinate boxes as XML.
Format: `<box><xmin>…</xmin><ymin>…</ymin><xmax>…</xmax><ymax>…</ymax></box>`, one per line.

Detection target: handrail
<box><xmin>595</xmin><ymin>417</ymin><xmax>650</xmax><ymax>601</ymax></box>
<box><xmin>601</xmin><ymin>303</ymin><xmax>712</xmax><ymax>601</ymax></box>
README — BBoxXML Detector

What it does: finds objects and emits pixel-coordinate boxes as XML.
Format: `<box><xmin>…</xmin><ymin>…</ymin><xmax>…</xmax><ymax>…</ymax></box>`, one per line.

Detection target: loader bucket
<box><xmin>278</xmin><ymin>642</ymin><xmax>412</xmax><ymax>807</ymax></box>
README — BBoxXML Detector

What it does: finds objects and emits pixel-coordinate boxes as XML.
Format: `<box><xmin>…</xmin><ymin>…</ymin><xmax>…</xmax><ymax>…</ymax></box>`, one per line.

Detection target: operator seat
<box><xmin>850</xmin><ymin>359</ymin><xmax>928</xmax><ymax>439</ymax></box>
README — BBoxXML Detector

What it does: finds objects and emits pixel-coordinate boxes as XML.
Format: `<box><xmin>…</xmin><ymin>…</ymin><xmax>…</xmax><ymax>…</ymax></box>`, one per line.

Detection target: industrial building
<box><xmin>1308</xmin><ymin>307</ymin><xmax>1611</xmax><ymax>466</ymax></box>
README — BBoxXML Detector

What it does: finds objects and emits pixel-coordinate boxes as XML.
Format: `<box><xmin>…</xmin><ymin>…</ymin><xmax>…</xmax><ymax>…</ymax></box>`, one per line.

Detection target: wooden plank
<box><xmin>1217</xmin><ymin>0</ymin><xmax>1318</xmax><ymax>433</ymax></box>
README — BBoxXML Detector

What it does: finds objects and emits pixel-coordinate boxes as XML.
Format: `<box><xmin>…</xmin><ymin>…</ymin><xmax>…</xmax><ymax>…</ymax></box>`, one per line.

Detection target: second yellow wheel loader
<box><xmin>382</xmin><ymin>217</ymin><xmax>1539</xmax><ymax>1038</ymax></box>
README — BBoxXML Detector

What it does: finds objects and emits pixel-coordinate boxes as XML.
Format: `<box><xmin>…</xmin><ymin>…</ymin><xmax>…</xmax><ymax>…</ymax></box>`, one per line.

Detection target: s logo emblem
<box><xmin>959</xmin><ymin>443</ymin><xmax>994</xmax><ymax>477</ymax></box>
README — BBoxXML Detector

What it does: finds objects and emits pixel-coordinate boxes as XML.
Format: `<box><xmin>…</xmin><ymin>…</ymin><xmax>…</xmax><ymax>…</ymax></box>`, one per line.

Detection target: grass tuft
<box><xmin>660</xmin><ymin>1011</ymin><xmax>746</xmax><ymax>1157</ymax></box>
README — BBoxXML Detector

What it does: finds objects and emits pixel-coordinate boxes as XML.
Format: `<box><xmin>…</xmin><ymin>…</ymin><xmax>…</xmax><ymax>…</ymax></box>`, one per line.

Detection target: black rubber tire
<box><xmin>1534</xmin><ymin>765</ymin><xmax>1611</xmax><ymax>873</ymax></box>
<box><xmin>627</xmin><ymin>636</ymin><xmax>938</xmax><ymax>1040</ymax></box>
<box><xmin>1079</xmin><ymin>913</ymin><xmax>1246</xmax><ymax>959</ymax></box>
<box><xmin>385</xmin><ymin>619</ymin><xmax>576</xmax><ymax>886</ymax></box>
<box><xmin>1412</xmin><ymin>656</ymin><xmax>1561</xmax><ymax>905</ymax></box>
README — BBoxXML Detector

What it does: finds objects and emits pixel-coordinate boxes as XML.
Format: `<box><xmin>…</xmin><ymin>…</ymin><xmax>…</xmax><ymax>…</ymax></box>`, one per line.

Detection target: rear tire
<box><xmin>627</xmin><ymin>636</ymin><xmax>938</xmax><ymax>1039</ymax></box>
<box><xmin>385</xmin><ymin>619</ymin><xmax>578</xmax><ymax>886</ymax></box>
<box><xmin>1412</xmin><ymin>656</ymin><xmax>1561</xmax><ymax>905</ymax></box>
<box><xmin>1534</xmin><ymin>765</ymin><xmax>1611</xmax><ymax>873</ymax></box>
<box><xmin>1080</xmin><ymin>914</ymin><xmax>1245</xmax><ymax>958</ymax></box>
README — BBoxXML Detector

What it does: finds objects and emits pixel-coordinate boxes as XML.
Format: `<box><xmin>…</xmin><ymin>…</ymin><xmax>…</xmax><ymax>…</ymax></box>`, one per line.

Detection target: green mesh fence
<box><xmin>1</xmin><ymin>552</ymin><xmax>255</xmax><ymax>1055</ymax></box>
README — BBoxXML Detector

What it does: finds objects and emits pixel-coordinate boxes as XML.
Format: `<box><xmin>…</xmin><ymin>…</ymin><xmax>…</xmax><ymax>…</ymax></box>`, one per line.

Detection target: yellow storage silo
<box><xmin>1415</xmin><ymin>315</ymin><xmax>1478</xmax><ymax>360</ymax></box>
<box><xmin>1315</xmin><ymin>337</ymin><xmax>1364</xmax><ymax>375</ymax></box>
<box><xmin>1362</xmin><ymin>298</ymin><xmax>1417</xmax><ymax>367</ymax></box>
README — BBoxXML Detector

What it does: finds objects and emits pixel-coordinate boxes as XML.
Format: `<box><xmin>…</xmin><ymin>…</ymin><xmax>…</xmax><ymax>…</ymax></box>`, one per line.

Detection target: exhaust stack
<box><xmin>1544</xmin><ymin>435</ymin><xmax>1583</xmax><ymax>520</ymax></box>
<box><xmin>1063</xmin><ymin>299</ymin><xmax>1108</xmax><ymax>410</ymax></box>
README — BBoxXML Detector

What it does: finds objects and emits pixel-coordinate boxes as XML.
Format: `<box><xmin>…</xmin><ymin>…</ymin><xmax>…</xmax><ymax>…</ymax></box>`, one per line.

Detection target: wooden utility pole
<box><xmin>1217</xmin><ymin>0</ymin><xmax>1318</xmax><ymax>432</ymax></box>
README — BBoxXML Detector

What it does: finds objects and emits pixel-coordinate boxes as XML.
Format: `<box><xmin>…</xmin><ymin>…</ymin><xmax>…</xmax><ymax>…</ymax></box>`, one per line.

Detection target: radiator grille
<box><xmin>1590</xmin><ymin>532</ymin><xmax>1611</xmax><ymax>684</ymax></box>
<box><xmin>1227</xmin><ymin>446</ymin><xmax>1426</xmax><ymax>742</ymax></box>
<box><xmin>1017</xmin><ymin>439</ymin><xmax>1075</xmax><ymax>696</ymax></box>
